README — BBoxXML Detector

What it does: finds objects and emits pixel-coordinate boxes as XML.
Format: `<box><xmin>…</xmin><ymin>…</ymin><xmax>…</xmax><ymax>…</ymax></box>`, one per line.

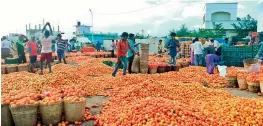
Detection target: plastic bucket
<box><xmin>218</xmin><ymin>65</ymin><xmax>227</xmax><ymax>77</ymax></box>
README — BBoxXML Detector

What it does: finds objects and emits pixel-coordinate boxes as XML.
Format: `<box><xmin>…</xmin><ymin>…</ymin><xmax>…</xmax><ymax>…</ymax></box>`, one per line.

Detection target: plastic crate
<box><xmin>4</xmin><ymin>58</ymin><xmax>19</xmax><ymax>64</ymax></box>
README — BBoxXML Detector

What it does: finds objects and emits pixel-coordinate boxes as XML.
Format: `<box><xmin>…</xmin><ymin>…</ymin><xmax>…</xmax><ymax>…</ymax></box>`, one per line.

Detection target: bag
<box><xmin>132</xmin><ymin>55</ymin><xmax>140</xmax><ymax>73</ymax></box>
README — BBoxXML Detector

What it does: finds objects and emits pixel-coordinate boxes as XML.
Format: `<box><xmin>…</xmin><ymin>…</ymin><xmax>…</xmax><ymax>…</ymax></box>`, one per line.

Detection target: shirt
<box><xmin>1</xmin><ymin>39</ymin><xmax>11</xmax><ymax>49</ymax></box>
<box><xmin>16</xmin><ymin>40</ymin><xmax>25</xmax><ymax>55</ymax></box>
<box><xmin>127</xmin><ymin>39</ymin><xmax>136</xmax><ymax>57</ymax></box>
<box><xmin>117</xmin><ymin>39</ymin><xmax>132</xmax><ymax>57</ymax></box>
<box><xmin>168</xmin><ymin>39</ymin><xmax>180</xmax><ymax>56</ymax></box>
<box><xmin>193</xmin><ymin>41</ymin><xmax>204</xmax><ymax>55</ymax></box>
<box><xmin>57</xmin><ymin>39</ymin><xmax>67</xmax><ymax>50</ymax></box>
<box><xmin>26</xmin><ymin>41</ymin><xmax>38</xmax><ymax>56</ymax></box>
<box><xmin>41</xmin><ymin>36</ymin><xmax>52</xmax><ymax>53</ymax></box>
<box><xmin>111</xmin><ymin>42</ymin><xmax>116</xmax><ymax>50</ymax></box>
<box><xmin>158</xmin><ymin>43</ymin><xmax>163</xmax><ymax>52</ymax></box>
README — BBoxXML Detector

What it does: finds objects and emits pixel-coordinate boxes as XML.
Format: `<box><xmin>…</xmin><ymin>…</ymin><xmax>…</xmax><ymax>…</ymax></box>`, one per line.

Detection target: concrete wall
<box><xmin>203</xmin><ymin>3</ymin><xmax>238</xmax><ymax>29</ymax></box>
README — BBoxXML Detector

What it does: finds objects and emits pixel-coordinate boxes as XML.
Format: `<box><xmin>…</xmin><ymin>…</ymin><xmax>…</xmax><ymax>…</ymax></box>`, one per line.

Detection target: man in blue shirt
<box><xmin>127</xmin><ymin>33</ymin><xmax>139</xmax><ymax>74</ymax></box>
<box><xmin>222</xmin><ymin>38</ymin><xmax>230</xmax><ymax>47</ymax></box>
<box><xmin>167</xmin><ymin>32</ymin><xmax>180</xmax><ymax>66</ymax></box>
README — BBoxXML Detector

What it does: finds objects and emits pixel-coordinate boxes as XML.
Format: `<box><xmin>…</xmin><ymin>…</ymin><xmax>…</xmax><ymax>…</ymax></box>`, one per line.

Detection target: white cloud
<box><xmin>181</xmin><ymin>3</ymin><xmax>205</xmax><ymax>18</ymax></box>
<box><xmin>238</xmin><ymin>4</ymin><xmax>245</xmax><ymax>9</ymax></box>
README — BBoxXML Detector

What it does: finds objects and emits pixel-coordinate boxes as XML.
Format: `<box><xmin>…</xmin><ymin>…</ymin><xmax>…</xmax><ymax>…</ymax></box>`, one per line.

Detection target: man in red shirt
<box><xmin>112</xmin><ymin>32</ymin><xmax>136</xmax><ymax>77</ymax></box>
<box><xmin>26</xmin><ymin>36</ymin><xmax>38</xmax><ymax>72</ymax></box>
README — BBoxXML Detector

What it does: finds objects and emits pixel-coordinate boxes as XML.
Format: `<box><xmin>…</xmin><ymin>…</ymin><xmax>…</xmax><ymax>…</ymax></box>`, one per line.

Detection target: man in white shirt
<box><xmin>39</xmin><ymin>22</ymin><xmax>53</xmax><ymax>75</ymax></box>
<box><xmin>1</xmin><ymin>36</ymin><xmax>13</xmax><ymax>58</ymax></box>
<box><xmin>193</xmin><ymin>37</ymin><xmax>204</xmax><ymax>66</ymax></box>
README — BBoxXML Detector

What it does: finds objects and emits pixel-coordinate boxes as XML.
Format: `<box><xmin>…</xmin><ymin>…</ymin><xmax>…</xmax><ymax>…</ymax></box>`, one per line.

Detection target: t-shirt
<box><xmin>127</xmin><ymin>39</ymin><xmax>135</xmax><ymax>57</ymax></box>
<box><xmin>16</xmin><ymin>40</ymin><xmax>25</xmax><ymax>55</ymax></box>
<box><xmin>193</xmin><ymin>41</ymin><xmax>204</xmax><ymax>55</ymax></box>
<box><xmin>41</xmin><ymin>36</ymin><xmax>52</xmax><ymax>53</ymax></box>
<box><xmin>1</xmin><ymin>39</ymin><xmax>11</xmax><ymax>49</ymax></box>
<box><xmin>117</xmin><ymin>39</ymin><xmax>131</xmax><ymax>57</ymax></box>
<box><xmin>26</xmin><ymin>41</ymin><xmax>38</xmax><ymax>56</ymax></box>
<box><xmin>57</xmin><ymin>39</ymin><xmax>67</xmax><ymax>50</ymax></box>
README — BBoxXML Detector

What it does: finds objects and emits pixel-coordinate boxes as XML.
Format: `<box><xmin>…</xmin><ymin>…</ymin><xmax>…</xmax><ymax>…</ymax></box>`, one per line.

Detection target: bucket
<box><xmin>237</xmin><ymin>78</ymin><xmax>248</xmax><ymax>90</ymax></box>
<box><xmin>39</xmin><ymin>102</ymin><xmax>63</xmax><ymax>125</ymax></box>
<box><xmin>243</xmin><ymin>59</ymin><xmax>261</xmax><ymax>72</ymax></box>
<box><xmin>1</xmin><ymin>104</ymin><xmax>15</xmax><ymax>126</ymax></box>
<box><xmin>226</xmin><ymin>76</ymin><xmax>237</xmax><ymax>87</ymax></box>
<box><xmin>10</xmin><ymin>104</ymin><xmax>38</xmax><ymax>126</ymax></box>
<box><xmin>64</xmin><ymin>101</ymin><xmax>86</xmax><ymax>123</ymax></box>
<box><xmin>149</xmin><ymin>68</ymin><xmax>157</xmax><ymax>74</ymax></box>
<box><xmin>218</xmin><ymin>65</ymin><xmax>227</xmax><ymax>77</ymax></box>
<box><xmin>247</xmin><ymin>82</ymin><xmax>260</xmax><ymax>93</ymax></box>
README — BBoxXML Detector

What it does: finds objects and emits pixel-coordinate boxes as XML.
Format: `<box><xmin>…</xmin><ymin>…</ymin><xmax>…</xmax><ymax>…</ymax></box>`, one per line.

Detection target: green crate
<box><xmin>4</xmin><ymin>58</ymin><xmax>19</xmax><ymax>64</ymax></box>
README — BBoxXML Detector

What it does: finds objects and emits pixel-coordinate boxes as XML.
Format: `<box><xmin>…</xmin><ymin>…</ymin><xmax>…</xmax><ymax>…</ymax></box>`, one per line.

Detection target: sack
<box><xmin>132</xmin><ymin>55</ymin><xmax>140</xmax><ymax>73</ymax></box>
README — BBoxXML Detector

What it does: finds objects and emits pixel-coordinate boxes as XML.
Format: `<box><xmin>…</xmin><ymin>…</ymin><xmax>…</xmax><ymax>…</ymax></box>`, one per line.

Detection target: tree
<box><xmin>175</xmin><ymin>24</ymin><xmax>192</xmax><ymax>37</ymax></box>
<box><xmin>231</xmin><ymin>14</ymin><xmax>257</xmax><ymax>37</ymax></box>
<box><xmin>135</xmin><ymin>33</ymin><xmax>145</xmax><ymax>39</ymax></box>
<box><xmin>213</xmin><ymin>22</ymin><xmax>226</xmax><ymax>38</ymax></box>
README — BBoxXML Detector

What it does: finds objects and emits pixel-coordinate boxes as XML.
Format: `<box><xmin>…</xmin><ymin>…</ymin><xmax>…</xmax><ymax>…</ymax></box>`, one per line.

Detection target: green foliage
<box><xmin>231</xmin><ymin>14</ymin><xmax>258</xmax><ymax>37</ymax></box>
<box><xmin>212</xmin><ymin>22</ymin><xmax>226</xmax><ymax>38</ymax></box>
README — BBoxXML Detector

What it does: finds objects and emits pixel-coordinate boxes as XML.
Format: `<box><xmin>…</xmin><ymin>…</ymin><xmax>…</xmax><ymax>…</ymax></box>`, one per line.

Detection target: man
<box><xmin>158</xmin><ymin>39</ymin><xmax>163</xmax><ymax>56</ymax></box>
<box><xmin>167</xmin><ymin>32</ymin><xmax>180</xmax><ymax>66</ymax></box>
<box><xmin>222</xmin><ymin>38</ymin><xmax>230</xmax><ymax>47</ymax></box>
<box><xmin>112</xmin><ymin>32</ymin><xmax>136</xmax><ymax>77</ymax></box>
<box><xmin>193</xmin><ymin>37</ymin><xmax>204</xmax><ymax>66</ymax></box>
<box><xmin>26</xmin><ymin>36</ymin><xmax>38</xmax><ymax>72</ymax></box>
<box><xmin>127</xmin><ymin>33</ymin><xmax>139</xmax><ymax>74</ymax></box>
<box><xmin>56</xmin><ymin>34</ymin><xmax>67</xmax><ymax>64</ymax></box>
<box><xmin>1</xmin><ymin>36</ymin><xmax>13</xmax><ymax>58</ymax></box>
<box><xmin>111</xmin><ymin>39</ymin><xmax>116</xmax><ymax>58</ymax></box>
<box><xmin>205</xmin><ymin>54</ymin><xmax>220</xmax><ymax>74</ymax></box>
<box><xmin>204</xmin><ymin>37</ymin><xmax>211</xmax><ymax>47</ymax></box>
<box><xmin>17</xmin><ymin>35</ymin><xmax>27</xmax><ymax>63</ymax></box>
<box><xmin>96</xmin><ymin>41</ymin><xmax>101</xmax><ymax>52</ymax></box>
<box><xmin>40</xmin><ymin>22</ymin><xmax>53</xmax><ymax>75</ymax></box>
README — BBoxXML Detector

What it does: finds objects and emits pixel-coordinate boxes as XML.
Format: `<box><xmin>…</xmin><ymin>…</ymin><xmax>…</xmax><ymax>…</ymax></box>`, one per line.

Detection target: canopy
<box><xmin>77</xmin><ymin>37</ymin><xmax>91</xmax><ymax>43</ymax></box>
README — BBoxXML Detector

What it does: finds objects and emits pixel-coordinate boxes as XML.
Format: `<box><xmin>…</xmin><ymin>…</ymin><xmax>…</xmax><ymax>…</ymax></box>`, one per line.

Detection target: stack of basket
<box><xmin>140</xmin><ymin>44</ymin><xmax>149</xmax><ymax>74</ymax></box>
<box><xmin>179</xmin><ymin>42</ymin><xmax>191</xmax><ymax>58</ymax></box>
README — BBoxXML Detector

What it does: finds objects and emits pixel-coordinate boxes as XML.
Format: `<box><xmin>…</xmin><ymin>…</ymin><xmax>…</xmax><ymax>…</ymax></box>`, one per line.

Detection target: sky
<box><xmin>0</xmin><ymin>0</ymin><xmax>261</xmax><ymax>38</ymax></box>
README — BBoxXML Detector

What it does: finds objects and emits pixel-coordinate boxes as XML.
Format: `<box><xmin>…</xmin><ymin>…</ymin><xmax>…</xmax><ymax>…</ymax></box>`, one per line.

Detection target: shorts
<box><xmin>30</xmin><ymin>56</ymin><xmax>37</xmax><ymax>63</ymax></box>
<box><xmin>57</xmin><ymin>49</ymin><xmax>65</xmax><ymax>59</ymax></box>
<box><xmin>40</xmin><ymin>52</ymin><xmax>52</xmax><ymax>63</ymax></box>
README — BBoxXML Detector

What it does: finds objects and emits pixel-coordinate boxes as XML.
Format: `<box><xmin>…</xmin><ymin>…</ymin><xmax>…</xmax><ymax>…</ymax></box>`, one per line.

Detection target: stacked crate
<box><xmin>222</xmin><ymin>46</ymin><xmax>253</xmax><ymax>67</ymax></box>
<box><xmin>179</xmin><ymin>41</ymin><xmax>191</xmax><ymax>58</ymax></box>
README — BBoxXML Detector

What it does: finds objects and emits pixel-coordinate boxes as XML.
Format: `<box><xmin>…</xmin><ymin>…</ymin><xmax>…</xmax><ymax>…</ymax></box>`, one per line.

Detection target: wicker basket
<box><xmin>2</xmin><ymin>65</ymin><xmax>7</xmax><ymax>74</ymax></box>
<box><xmin>17</xmin><ymin>64</ymin><xmax>29</xmax><ymax>72</ymax></box>
<box><xmin>6</xmin><ymin>65</ymin><xmax>17</xmax><ymax>74</ymax></box>
<box><xmin>64</xmin><ymin>101</ymin><xmax>86</xmax><ymax>123</ymax></box>
<box><xmin>226</xmin><ymin>76</ymin><xmax>237</xmax><ymax>87</ymax></box>
<box><xmin>260</xmin><ymin>82</ymin><xmax>263</xmax><ymax>94</ymax></box>
<box><xmin>237</xmin><ymin>78</ymin><xmax>248</xmax><ymax>90</ymax></box>
<box><xmin>149</xmin><ymin>68</ymin><xmax>157</xmax><ymax>74</ymax></box>
<box><xmin>166</xmin><ymin>66</ymin><xmax>171</xmax><ymax>72</ymax></box>
<box><xmin>182</xmin><ymin>62</ymin><xmax>189</xmax><ymax>68</ymax></box>
<box><xmin>157</xmin><ymin>67</ymin><xmax>166</xmax><ymax>73</ymax></box>
<box><xmin>247</xmin><ymin>82</ymin><xmax>260</xmax><ymax>93</ymax></box>
<box><xmin>39</xmin><ymin>102</ymin><xmax>63</xmax><ymax>125</ymax></box>
<box><xmin>1</xmin><ymin>104</ymin><xmax>15</xmax><ymax>126</ymax></box>
<box><xmin>10</xmin><ymin>104</ymin><xmax>38</xmax><ymax>126</ymax></box>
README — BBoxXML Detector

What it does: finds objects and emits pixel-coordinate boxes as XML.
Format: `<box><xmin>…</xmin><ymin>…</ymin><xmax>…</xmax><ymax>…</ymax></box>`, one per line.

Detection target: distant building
<box><xmin>202</xmin><ymin>3</ymin><xmax>239</xmax><ymax>37</ymax></box>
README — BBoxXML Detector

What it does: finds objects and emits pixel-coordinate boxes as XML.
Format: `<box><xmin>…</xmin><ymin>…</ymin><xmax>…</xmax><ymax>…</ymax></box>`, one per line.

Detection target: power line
<box><xmin>93</xmin><ymin>0</ymin><xmax>171</xmax><ymax>15</ymax></box>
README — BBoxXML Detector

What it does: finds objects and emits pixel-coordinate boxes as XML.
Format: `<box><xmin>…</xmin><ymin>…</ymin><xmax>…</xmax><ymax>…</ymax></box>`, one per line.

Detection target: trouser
<box><xmin>18</xmin><ymin>54</ymin><xmax>26</xmax><ymax>64</ymax></box>
<box><xmin>112</xmin><ymin>56</ymin><xmax>127</xmax><ymax>76</ymax></box>
<box><xmin>1</xmin><ymin>48</ymin><xmax>10</xmax><ymax>59</ymax></box>
<box><xmin>206</xmin><ymin>63</ymin><xmax>215</xmax><ymax>74</ymax></box>
<box><xmin>111</xmin><ymin>50</ymin><xmax>115</xmax><ymax>58</ymax></box>
<box><xmin>169</xmin><ymin>55</ymin><xmax>176</xmax><ymax>66</ymax></box>
<box><xmin>194</xmin><ymin>54</ymin><xmax>203</xmax><ymax>66</ymax></box>
<box><xmin>128</xmin><ymin>55</ymin><xmax>135</xmax><ymax>74</ymax></box>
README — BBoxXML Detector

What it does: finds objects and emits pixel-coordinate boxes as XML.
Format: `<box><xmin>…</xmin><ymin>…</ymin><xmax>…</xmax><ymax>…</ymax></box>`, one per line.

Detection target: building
<box><xmin>258</xmin><ymin>1</ymin><xmax>263</xmax><ymax>32</ymax></box>
<box><xmin>202</xmin><ymin>3</ymin><xmax>238</xmax><ymax>37</ymax></box>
